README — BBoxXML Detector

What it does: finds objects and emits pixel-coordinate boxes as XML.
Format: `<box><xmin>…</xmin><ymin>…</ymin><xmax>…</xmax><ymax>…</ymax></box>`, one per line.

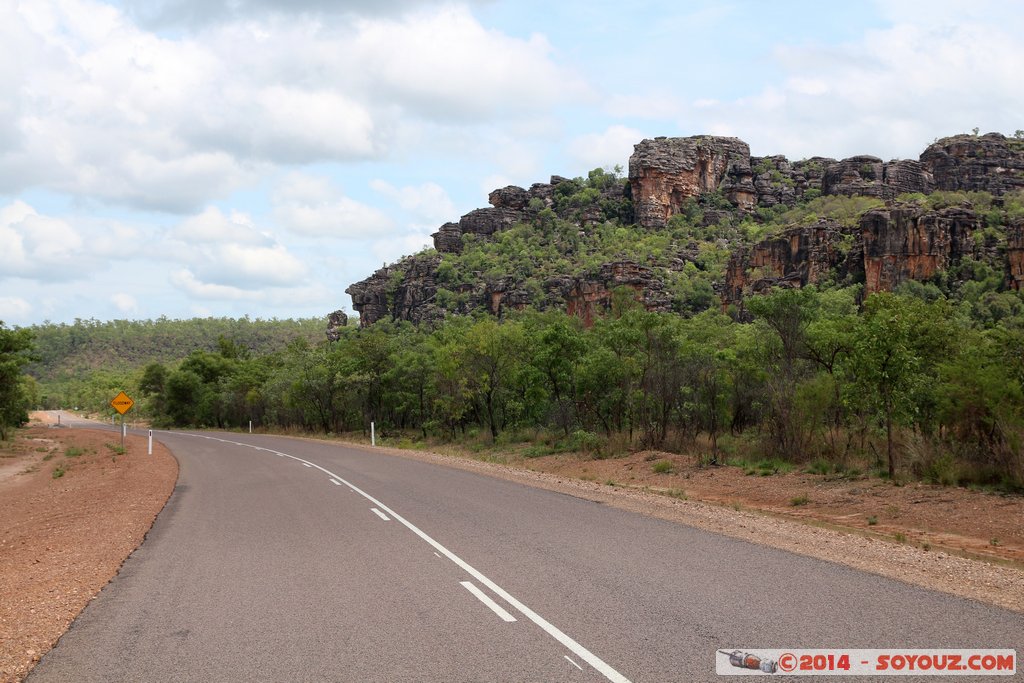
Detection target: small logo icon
<box><xmin>721</xmin><ymin>650</ymin><xmax>778</xmax><ymax>674</ymax></box>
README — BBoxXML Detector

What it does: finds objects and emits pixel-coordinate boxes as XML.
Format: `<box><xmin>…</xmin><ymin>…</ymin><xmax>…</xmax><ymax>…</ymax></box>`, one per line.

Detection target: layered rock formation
<box><xmin>921</xmin><ymin>133</ymin><xmax>1024</xmax><ymax>195</ymax></box>
<box><xmin>344</xmin><ymin>132</ymin><xmax>1024</xmax><ymax>329</ymax></box>
<box><xmin>722</xmin><ymin>221</ymin><xmax>856</xmax><ymax>306</ymax></box>
<box><xmin>628</xmin><ymin>136</ymin><xmax>755</xmax><ymax>227</ymax></box>
<box><xmin>860</xmin><ymin>205</ymin><xmax>978</xmax><ymax>294</ymax></box>
<box><xmin>565</xmin><ymin>261</ymin><xmax>672</xmax><ymax>327</ymax></box>
<box><xmin>627</xmin><ymin>132</ymin><xmax>1021</xmax><ymax>227</ymax></box>
<box><xmin>723</xmin><ymin>202</ymin><xmax>1000</xmax><ymax>309</ymax></box>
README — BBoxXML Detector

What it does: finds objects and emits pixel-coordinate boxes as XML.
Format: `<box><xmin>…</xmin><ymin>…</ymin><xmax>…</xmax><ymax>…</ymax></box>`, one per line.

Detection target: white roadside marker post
<box><xmin>371</xmin><ymin>421</ymin><xmax>375</xmax><ymax>447</ymax></box>
<box><xmin>148</xmin><ymin>429</ymin><xmax>153</xmax><ymax>455</ymax></box>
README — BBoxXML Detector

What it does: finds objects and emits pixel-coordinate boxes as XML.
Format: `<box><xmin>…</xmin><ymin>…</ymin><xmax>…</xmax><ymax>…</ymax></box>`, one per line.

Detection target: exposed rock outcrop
<box><xmin>629</xmin><ymin>136</ymin><xmax>755</xmax><ymax>227</ymax></box>
<box><xmin>1009</xmin><ymin>221</ymin><xmax>1024</xmax><ymax>291</ymax></box>
<box><xmin>860</xmin><ymin>204</ymin><xmax>979</xmax><ymax>294</ymax></box>
<box><xmin>822</xmin><ymin>156</ymin><xmax>886</xmax><ymax>197</ymax></box>
<box><xmin>922</xmin><ymin>133</ymin><xmax>1024</xmax><ymax>195</ymax></box>
<box><xmin>882</xmin><ymin>159</ymin><xmax>935</xmax><ymax>198</ymax></box>
<box><xmin>565</xmin><ymin>261</ymin><xmax>672</xmax><ymax>327</ymax></box>
<box><xmin>325</xmin><ymin>310</ymin><xmax>348</xmax><ymax>341</ymax></box>
<box><xmin>432</xmin><ymin>175</ymin><xmax>622</xmax><ymax>253</ymax></box>
<box><xmin>722</xmin><ymin>221</ymin><xmax>857</xmax><ymax>311</ymax></box>
<box><xmin>343</xmin><ymin>131</ymin><xmax>1024</xmax><ymax>331</ymax></box>
<box><xmin>345</xmin><ymin>254</ymin><xmax>443</xmax><ymax>326</ymax></box>
<box><xmin>629</xmin><ymin>133</ymin><xmax>1021</xmax><ymax>230</ymax></box>
<box><xmin>723</xmin><ymin>202</ymin><xmax>992</xmax><ymax>307</ymax></box>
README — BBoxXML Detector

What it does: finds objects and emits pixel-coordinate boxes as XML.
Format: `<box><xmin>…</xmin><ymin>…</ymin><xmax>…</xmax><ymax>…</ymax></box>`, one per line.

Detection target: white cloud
<box><xmin>166</xmin><ymin>206</ymin><xmax>309</xmax><ymax>292</ymax></box>
<box><xmin>0</xmin><ymin>296</ymin><xmax>32</xmax><ymax>322</ymax></box>
<box><xmin>122</xmin><ymin>0</ymin><xmax>479</xmax><ymax>28</ymax></box>
<box><xmin>0</xmin><ymin>200</ymin><xmax>85</xmax><ymax>280</ymax></box>
<box><xmin>212</xmin><ymin>243</ymin><xmax>307</xmax><ymax>286</ymax></box>
<box><xmin>685</xmin><ymin>7</ymin><xmax>1024</xmax><ymax>159</ymax></box>
<box><xmin>273</xmin><ymin>172</ymin><xmax>394</xmax><ymax>238</ymax></box>
<box><xmin>0</xmin><ymin>0</ymin><xmax>586</xmax><ymax>212</ymax></box>
<box><xmin>349</xmin><ymin>6</ymin><xmax>590</xmax><ymax>121</ymax></box>
<box><xmin>170</xmin><ymin>269</ymin><xmax>259</xmax><ymax>300</ymax></box>
<box><xmin>111</xmin><ymin>293</ymin><xmax>138</xmax><ymax>313</ymax></box>
<box><xmin>369</xmin><ymin>179</ymin><xmax>455</xmax><ymax>223</ymax></box>
<box><xmin>567</xmin><ymin>125</ymin><xmax>643</xmax><ymax>171</ymax></box>
<box><xmin>172</xmin><ymin>207</ymin><xmax>271</xmax><ymax>245</ymax></box>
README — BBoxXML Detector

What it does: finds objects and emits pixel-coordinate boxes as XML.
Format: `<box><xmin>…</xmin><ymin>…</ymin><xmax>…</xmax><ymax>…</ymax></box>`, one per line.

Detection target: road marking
<box><xmin>303</xmin><ymin>463</ymin><xmax>312</xmax><ymax>468</ymax></box>
<box><xmin>565</xmin><ymin>656</ymin><xmax>584</xmax><ymax>671</ymax></box>
<box><xmin>461</xmin><ymin>581</ymin><xmax>516</xmax><ymax>622</ymax></box>
<box><xmin>171</xmin><ymin>432</ymin><xmax>631</xmax><ymax>683</ymax></box>
<box><xmin>433</xmin><ymin>552</ymin><xmax>441</xmax><ymax>558</ymax></box>
<box><xmin>330</xmin><ymin>479</ymin><xmax>342</xmax><ymax>486</ymax></box>
<box><xmin>371</xmin><ymin>508</ymin><xmax>390</xmax><ymax>521</ymax></box>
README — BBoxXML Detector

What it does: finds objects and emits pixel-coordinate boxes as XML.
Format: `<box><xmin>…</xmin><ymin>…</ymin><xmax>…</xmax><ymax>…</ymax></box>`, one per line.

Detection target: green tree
<box><xmin>846</xmin><ymin>294</ymin><xmax>948</xmax><ymax>477</ymax></box>
<box><xmin>0</xmin><ymin>323</ymin><xmax>37</xmax><ymax>439</ymax></box>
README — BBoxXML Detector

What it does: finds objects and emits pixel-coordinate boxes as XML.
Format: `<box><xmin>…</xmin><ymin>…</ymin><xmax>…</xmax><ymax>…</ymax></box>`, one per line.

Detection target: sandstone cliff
<box><xmin>627</xmin><ymin>132</ymin><xmax>1022</xmax><ymax>228</ymax></box>
<box><xmin>722</xmin><ymin>202</ymin><xmax>1011</xmax><ymax>310</ymax></box>
<box><xmin>344</xmin><ymin>132</ymin><xmax>1024</xmax><ymax>328</ymax></box>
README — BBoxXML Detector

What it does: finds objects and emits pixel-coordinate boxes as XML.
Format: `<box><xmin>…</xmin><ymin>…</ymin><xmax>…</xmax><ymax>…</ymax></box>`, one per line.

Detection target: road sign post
<box><xmin>110</xmin><ymin>391</ymin><xmax>135</xmax><ymax>450</ymax></box>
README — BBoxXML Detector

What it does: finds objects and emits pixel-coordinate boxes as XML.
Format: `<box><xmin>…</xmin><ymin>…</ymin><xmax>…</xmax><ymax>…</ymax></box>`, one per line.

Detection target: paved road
<box><xmin>29</xmin><ymin>419</ymin><xmax>1023</xmax><ymax>681</ymax></box>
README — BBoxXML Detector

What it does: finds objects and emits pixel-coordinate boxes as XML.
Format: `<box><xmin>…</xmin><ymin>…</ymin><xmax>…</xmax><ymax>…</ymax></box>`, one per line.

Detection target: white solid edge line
<box><xmin>565</xmin><ymin>655</ymin><xmax>584</xmax><ymax>671</ymax></box>
<box><xmin>461</xmin><ymin>581</ymin><xmax>516</xmax><ymax>622</ymax></box>
<box><xmin>371</xmin><ymin>508</ymin><xmax>390</xmax><ymax>521</ymax></box>
<box><xmin>168</xmin><ymin>432</ymin><xmax>631</xmax><ymax>683</ymax></box>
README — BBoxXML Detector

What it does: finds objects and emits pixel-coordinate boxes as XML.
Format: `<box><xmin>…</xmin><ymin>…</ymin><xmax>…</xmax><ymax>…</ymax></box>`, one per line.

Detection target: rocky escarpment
<box><xmin>722</xmin><ymin>221</ymin><xmax>858</xmax><ymax>306</ymax></box>
<box><xmin>343</xmin><ymin>132</ymin><xmax>1024</xmax><ymax>329</ymax></box>
<box><xmin>347</xmin><ymin>254</ymin><xmax>669</xmax><ymax>328</ymax></box>
<box><xmin>628</xmin><ymin>133</ymin><xmax>1023</xmax><ymax>228</ymax></box>
<box><xmin>860</xmin><ymin>204</ymin><xmax>978</xmax><ymax>294</ymax></box>
<box><xmin>723</xmin><ymin>202</ymin><xmax>1003</xmax><ymax>310</ymax></box>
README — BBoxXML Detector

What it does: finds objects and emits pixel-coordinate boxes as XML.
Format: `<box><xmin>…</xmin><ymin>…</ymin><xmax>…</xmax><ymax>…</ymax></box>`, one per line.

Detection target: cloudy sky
<box><xmin>1</xmin><ymin>0</ymin><xmax>1022</xmax><ymax>326</ymax></box>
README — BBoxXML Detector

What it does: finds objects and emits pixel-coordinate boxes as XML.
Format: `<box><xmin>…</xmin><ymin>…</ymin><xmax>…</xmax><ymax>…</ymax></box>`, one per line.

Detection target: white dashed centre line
<box><xmin>173</xmin><ymin>432</ymin><xmax>631</xmax><ymax>683</ymax></box>
<box><xmin>461</xmin><ymin>581</ymin><xmax>516</xmax><ymax>623</ymax></box>
<box><xmin>371</xmin><ymin>508</ymin><xmax>390</xmax><ymax>521</ymax></box>
<box><xmin>565</xmin><ymin>656</ymin><xmax>584</xmax><ymax>671</ymax></box>
<box><xmin>330</xmin><ymin>479</ymin><xmax>342</xmax><ymax>486</ymax></box>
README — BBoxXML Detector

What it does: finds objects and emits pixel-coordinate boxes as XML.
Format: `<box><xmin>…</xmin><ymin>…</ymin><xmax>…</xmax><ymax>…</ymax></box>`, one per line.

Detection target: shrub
<box><xmin>652</xmin><ymin>459</ymin><xmax>674</xmax><ymax>474</ymax></box>
<box><xmin>570</xmin><ymin>430</ymin><xmax>605</xmax><ymax>457</ymax></box>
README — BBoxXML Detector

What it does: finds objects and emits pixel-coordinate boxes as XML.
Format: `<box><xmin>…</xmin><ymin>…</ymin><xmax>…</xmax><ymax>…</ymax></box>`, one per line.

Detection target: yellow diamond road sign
<box><xmin>110</xmin><ymin>391</ymin><xmax>135</xmax><ymax>415</ymax></box>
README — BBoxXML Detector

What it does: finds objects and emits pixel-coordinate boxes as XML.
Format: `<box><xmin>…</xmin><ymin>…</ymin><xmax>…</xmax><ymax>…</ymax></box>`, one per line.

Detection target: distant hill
<box><xmin>24</xmin><ymin>316</ymin><xmax>327</xmax><ymax>409</ymax></box>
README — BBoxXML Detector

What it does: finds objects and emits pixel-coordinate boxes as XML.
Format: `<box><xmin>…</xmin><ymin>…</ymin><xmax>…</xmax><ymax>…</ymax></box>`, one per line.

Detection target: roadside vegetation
<box><xmin>110</xmin><ymin>286</ymin><xmax>1024</xmax><ymax>493</ymax></box>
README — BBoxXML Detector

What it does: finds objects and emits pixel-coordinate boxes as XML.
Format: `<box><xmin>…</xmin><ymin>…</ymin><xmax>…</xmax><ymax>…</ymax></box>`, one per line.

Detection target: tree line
<box><xmin>135</xmin><ymin>287</ymin><xmax>1024</xmax><ymax>491</ymax></box>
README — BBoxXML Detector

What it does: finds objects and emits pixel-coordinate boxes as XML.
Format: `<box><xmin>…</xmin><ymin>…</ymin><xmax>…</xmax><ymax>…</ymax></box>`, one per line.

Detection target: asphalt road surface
<box><xmin>29</xmin><ymin>417</ymin><xmax>1023</xmax><ymax>681</ymax></box>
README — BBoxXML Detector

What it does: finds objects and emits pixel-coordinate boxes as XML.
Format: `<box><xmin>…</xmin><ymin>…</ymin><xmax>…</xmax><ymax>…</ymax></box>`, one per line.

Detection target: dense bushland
<box><xmin>133</xmin><ymin>289</ymin><xmax>1024</xmax><ymax>491</ymax></box>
